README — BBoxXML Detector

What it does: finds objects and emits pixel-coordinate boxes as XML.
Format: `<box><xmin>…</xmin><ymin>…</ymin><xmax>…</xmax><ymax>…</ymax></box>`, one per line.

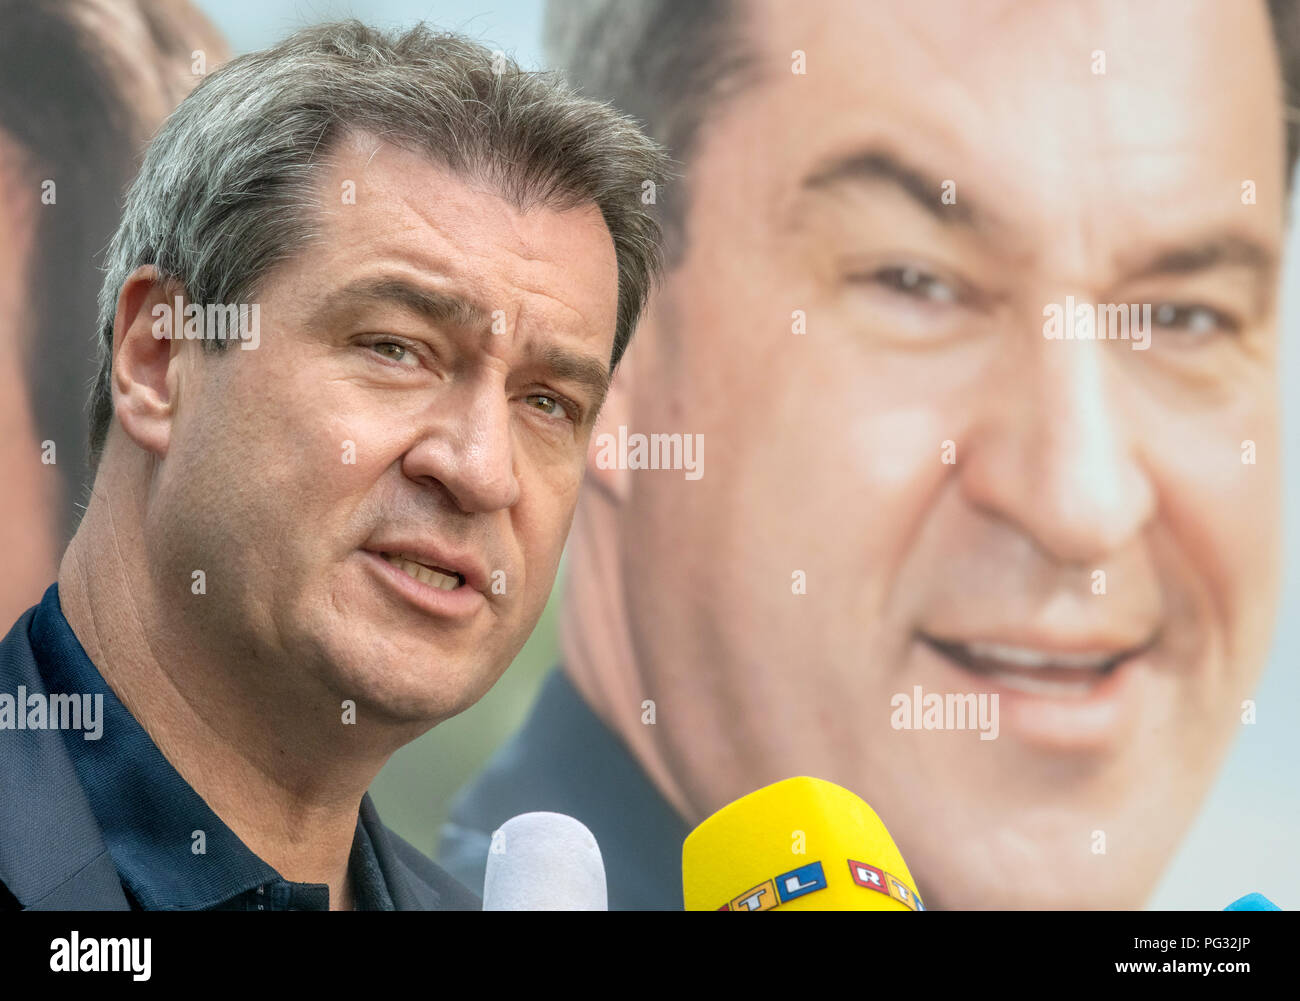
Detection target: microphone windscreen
<box><xmin>482</xmin><ymin>811</ymin><xmax>608</xmax><ymax>910</ymax></box>
<box><xmin>1224</xmin><ymin>893</ymin><xmax>1281</xmax><ymax>910</ymax></box>
<box><xmin>683</xmin><ymin>776</ymin><xmax>924</xmax><ymax>911</ymax></box>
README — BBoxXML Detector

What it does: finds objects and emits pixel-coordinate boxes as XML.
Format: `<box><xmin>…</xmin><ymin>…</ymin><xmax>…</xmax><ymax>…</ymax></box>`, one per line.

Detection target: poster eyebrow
<box><xmin>1120</xmin><ymin>235</ymin><xmax>1277</xmax><ymax>282</ymax></box>
<box><xmin>801</xmin><ymin>147</ymin><xmax>981</xmax><ymax>228</ymax></box>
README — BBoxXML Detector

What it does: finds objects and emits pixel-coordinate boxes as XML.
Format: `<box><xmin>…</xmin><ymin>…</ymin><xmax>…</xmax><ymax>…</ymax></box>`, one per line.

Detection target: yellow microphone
<box><xmin>682</xmin><ymin>776</ymin><xmax>925</xmax><ymax>911</ymax></box>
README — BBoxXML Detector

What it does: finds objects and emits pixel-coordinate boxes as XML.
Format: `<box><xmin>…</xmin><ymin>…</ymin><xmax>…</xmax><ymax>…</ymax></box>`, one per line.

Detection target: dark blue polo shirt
<box><xmin>29</xmin><ymin>583</ymin><xmax>393</xmax><ymax>911</ymax></box>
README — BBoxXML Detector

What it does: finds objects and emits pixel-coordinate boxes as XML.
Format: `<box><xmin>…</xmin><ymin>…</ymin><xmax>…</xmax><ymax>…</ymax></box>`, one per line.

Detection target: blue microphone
<box><xmin>1224</xmin><ymin>893</ymin><xmax>1281</xmax><ymax>910</ymax></box>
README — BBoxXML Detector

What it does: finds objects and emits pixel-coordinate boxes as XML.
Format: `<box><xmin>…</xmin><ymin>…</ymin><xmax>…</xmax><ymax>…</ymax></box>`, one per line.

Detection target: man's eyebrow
<box><xmin>530</xmin><ymin>343</ymin><xmax>611</xmax><ymax>410</ymax></box>
<box><xmin>800</xmin><ymin>148</ymin><xmax>982</xmax><ymax>228</ymax></box>
<box><xmin>1121</xmin><ymin>235</ymin><xmax>1278</xmax><ymax>282</ymax></box>
<box><xmin>315</xmin><ymin>276</ymin><xmax>491</xmax><ymax>328</ymax></box>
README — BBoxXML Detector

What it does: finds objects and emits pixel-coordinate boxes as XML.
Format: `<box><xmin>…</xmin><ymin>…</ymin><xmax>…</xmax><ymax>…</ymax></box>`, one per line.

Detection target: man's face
<box><xmin>145</xmin><ymin>134</ymin><xmax>618</xmax><ymax>727</ymax></box>
<box><xmin>615</xmin><ymin>0</ymin><xmax>1284</xmax><ymax>906</ymax></box>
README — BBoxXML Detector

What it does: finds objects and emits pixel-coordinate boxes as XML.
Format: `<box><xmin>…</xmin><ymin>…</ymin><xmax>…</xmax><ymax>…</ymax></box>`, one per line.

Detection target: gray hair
<box><xmin>88</xmin><ymin>20</ymin><xmax>669</xmax><ymax>467</ymax></box>
<box><xmin>543</xmin><ymin>0</ymin><xmax>759</xmax><ymax>266</ymax></box>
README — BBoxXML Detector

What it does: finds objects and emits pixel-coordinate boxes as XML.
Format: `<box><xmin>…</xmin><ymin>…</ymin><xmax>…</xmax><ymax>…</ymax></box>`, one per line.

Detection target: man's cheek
<box><xmin>304</xmin><ymin>404</ymin><xmax>396</xmax><ymax>482</ymax></box>
<box><xmin>528</xmin><ymin>446</ymin><xmax>588</xmax><ymax>523</ymax></box>
<box><xmin>843</xmin><ymin>406</ymin><xmax>956</xmax><ymax>554</ymax></box>
<box><xmin>1167</xmin><ymin>421</ymin><xmax>1277</xmax><ymax>597</ymax></box>
<box><xmin>517</xmin><ymin>496</ymin><xmax>573</xmax><ymax>604</ymax></box>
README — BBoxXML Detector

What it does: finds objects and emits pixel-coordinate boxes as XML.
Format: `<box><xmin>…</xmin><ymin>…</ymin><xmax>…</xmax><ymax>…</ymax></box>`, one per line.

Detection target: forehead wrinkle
<box><xmin>512</xmin><ymin>273</ymin><xmax>600</xmax><ymax>325</ymax></box>
<box><xmin>318</xmin><ymin>275</ymin><xmax>491</xmax><ymax>330</ymax></box>
<box><xmin>479</xmin><ymin>282</ymin><xmax>611</xmax><ymax>381</ymax></box>
<box><xmin>380</xmin><ymin>173</ymin><xmax>523</xmax><ymax>271</ymax></box>
<box><xmin>326</xmin><ymin>140</ymin><xmax>616</xmax><ymax>369</ymax></box>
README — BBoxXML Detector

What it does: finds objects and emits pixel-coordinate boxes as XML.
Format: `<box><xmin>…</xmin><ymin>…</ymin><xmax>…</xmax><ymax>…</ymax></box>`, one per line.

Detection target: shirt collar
<box><xmin>29</xmin><ymin>582</ymin><xmax>392</xmax><ymax>911</ymax></box>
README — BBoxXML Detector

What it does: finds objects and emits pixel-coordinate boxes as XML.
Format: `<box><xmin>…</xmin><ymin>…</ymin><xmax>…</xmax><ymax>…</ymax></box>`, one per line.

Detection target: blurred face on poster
<box><xmin>0</xmin><ymin>0</ymin><xmax>226</xmax><ymax>624</ymax></box>
<box><xmin>579</xmin><ymin>0</ymin><xmax>1285</xmax><ymax>908</ymax></box>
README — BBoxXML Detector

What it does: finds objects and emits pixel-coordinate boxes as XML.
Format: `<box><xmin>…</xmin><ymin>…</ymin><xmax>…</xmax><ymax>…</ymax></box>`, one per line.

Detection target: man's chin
<box><xmin>312</xmin><ymin>637</ymin><xmax>495</xmax><ymax>728</ymax></box>
<box><xmin>336</xmin><ymin>675</ymin><xmax>480</xmax><ymax>729</ymax></box>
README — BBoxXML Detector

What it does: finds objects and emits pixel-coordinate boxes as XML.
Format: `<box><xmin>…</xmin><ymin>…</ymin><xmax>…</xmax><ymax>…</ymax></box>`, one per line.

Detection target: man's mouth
<box><xmin>379</xmin><ymin>552</ymin><xmax>465</xmax><ymax>591</ymax></box>
<box><xmin>919</xmin><ymin>634</ymin><xmax>1148</xmax><ymax>698</ymax></box>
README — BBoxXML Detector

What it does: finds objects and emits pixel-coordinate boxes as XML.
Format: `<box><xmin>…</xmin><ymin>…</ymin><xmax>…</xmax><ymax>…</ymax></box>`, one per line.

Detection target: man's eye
<box><xmin>369</xmin><ymin>341</ymin><xmax>416</xmax><ymax>365</ymax></box>
<box><xmin>1151</xmin><ymin>303</ymin><xmax>1237</xmax><ymax>337</ymax></box>
<box><xmin>856</xmin><ymin>266</ymin><xmax>958</xmax><ymax>304</ymax></box>
<box><xmin>525</xmin><ymin>394</ymin><xmax>569</xmax><ymax>420</ymax></box>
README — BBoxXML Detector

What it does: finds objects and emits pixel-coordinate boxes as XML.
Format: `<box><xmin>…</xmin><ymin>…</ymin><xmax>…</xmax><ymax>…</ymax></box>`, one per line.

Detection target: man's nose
<box><xmin>958</xmin><ymin>326</ymin><xmax>1156</xmax><ymax>565</ymax></box>
<box><xmin>401</xmin><ymin>379</ymin><xmax>521</xmax><ymax>514</ymax></box>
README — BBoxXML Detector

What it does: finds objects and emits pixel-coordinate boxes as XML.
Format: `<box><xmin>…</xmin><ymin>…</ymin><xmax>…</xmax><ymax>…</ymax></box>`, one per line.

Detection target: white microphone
<box><xmin>481</xmin><ymin>812</ymin><xmax>608</xmax><ymax>910</ymax></box>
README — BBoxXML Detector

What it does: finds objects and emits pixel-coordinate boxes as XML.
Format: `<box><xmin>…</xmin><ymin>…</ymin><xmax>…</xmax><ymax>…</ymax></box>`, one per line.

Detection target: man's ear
<box><xmin>111</xmin><ymin>266</ymin><xmax>185</xmax><ymax>458</ymax></box>
<box><xmin>584</xmin><ymin>341</ymin><xmax>635</xmax><ymax>505</ymax></box>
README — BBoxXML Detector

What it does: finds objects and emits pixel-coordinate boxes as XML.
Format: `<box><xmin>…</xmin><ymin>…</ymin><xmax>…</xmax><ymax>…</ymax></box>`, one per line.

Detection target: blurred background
<box><xmin>113</xmin><ymin>0</ymin><xmax>1300</xmax><ymax>911</ymax></box>
<box><xmin>2</xmin><ymin>0</ymin><xmax>1295</xmax><ymax>909</ymax></box>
